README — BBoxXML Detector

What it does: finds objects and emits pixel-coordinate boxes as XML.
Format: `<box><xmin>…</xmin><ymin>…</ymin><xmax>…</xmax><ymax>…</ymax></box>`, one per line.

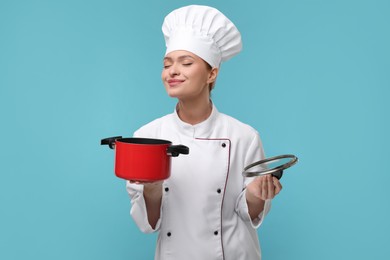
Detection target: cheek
<box><xmin>161</xmin><ymin>71</ymin><xmax>169</xmax><ymax>90</ymax></box>
<box><xmin>161</xmin><ymin>70</ymin><xmax>170</xmax><ymax>86</ymax></box>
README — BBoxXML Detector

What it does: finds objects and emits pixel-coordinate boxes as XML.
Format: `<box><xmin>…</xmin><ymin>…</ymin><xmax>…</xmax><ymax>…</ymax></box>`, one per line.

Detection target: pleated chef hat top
<box><xmin>162</xmin><ymin>5</ymin><xmax>242</xmax><ymax>68</ymax></box>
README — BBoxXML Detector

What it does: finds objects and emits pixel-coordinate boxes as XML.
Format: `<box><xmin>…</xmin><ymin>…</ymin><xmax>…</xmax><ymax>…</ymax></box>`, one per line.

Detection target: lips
<box><xmin>167</xmin><ymin>79</ymin><xmax>185</xmax><ymax>87</ymax></box>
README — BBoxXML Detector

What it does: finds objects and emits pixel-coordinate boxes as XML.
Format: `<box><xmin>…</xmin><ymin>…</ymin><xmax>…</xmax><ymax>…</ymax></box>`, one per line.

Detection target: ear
<box><xmin>207</xmin><ymin>67</ymin><xmax>219</xmax><ymax>84</ymax></box>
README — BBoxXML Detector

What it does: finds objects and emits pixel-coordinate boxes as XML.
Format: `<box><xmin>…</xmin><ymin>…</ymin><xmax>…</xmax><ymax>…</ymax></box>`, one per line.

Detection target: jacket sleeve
<box><xmin>125</xmin><ymin>126</ymin><xmax>163</xmax><ymax>233</ymax></box>
<box><xmin>126</xmin><ymin>181</ymin><xmax>162</xmax><ymax>233</ymax></box>
<box><xmin>235</xmin><ymin>131</ymin><xmax>272</xmax><ymax>228</ymax></box>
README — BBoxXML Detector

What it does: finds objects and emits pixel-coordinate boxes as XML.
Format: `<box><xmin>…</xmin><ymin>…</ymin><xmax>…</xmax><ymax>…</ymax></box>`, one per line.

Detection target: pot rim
<box><xmin>116</xmin><ymin>137</ymin><xmax>172</xmax><ymax>145</ymax></box>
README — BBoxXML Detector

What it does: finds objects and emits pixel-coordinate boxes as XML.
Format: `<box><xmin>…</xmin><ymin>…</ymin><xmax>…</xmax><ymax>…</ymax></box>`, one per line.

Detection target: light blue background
<box><xmin>1</xmin><ymin>0</ymin><xmax>389</xmax><ymax>259</ymax></box>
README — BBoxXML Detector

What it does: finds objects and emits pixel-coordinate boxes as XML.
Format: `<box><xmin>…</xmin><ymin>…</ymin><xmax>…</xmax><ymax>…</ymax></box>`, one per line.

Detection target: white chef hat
<box><xmin>162</xmin><ymin>5</ymin><xmax>242</xmax><ymax>68</ymax></box>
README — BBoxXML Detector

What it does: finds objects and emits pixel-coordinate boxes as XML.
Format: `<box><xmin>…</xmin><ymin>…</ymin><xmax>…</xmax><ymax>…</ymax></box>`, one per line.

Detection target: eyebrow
<box><xmin>163</xmin><ymin>55</ymin><xmax>195</xmax><ymax>62</ymax></box>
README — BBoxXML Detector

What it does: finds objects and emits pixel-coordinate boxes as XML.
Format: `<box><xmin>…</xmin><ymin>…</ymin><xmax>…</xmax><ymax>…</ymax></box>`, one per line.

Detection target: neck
<box><xmin>177</xmin><ymin>98</ymin><xmax>212</xmax><ymax>125</ymax></box>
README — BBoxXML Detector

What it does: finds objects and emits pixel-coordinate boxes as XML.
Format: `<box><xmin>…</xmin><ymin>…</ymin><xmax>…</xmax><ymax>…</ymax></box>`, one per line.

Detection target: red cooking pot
<box><xmin>101</xmin><ymin>136</ymin><xmax>189</xmax><ymax>181</ymax></box>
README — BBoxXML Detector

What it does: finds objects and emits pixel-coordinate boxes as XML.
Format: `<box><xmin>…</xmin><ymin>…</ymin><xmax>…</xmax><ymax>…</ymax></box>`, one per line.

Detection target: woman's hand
<box><xmin>245</xmin><ymin>174</ymin><xmax>282</xmax><ymax>220</ymax></box>
<box><xmin>246</xmin><ymin>174</ymin><xmax>282</xmax><ymax>201</ymax></box>
<box><xmin>129</xmin><ymin>180</ymin><xmax>163</xmax><ymax>194</ymax></box>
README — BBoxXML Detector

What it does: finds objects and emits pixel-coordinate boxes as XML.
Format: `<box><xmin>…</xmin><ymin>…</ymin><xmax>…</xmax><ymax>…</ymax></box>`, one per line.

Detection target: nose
<box><xmin>168</xmin><ymin>63</ymin><xmax>180</xmax><ymax>76</ymax></box>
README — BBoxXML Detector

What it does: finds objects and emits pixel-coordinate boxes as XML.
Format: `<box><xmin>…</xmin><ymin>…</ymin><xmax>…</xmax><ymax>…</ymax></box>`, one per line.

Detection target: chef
<box><xmin>126</xmin><ymin>5</ymin><xmax>282</xmax><ymax>260</ymax></box>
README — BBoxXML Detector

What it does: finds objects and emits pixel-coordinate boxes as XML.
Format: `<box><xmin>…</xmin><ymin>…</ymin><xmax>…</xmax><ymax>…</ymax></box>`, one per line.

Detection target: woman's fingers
<box><xmin>267</xmin><ymin>175</ymin><xmax>275</xmax><ymax>198</ymax></box>
<box><xmin>129</xmin><ymin>180</ymin><xmax>163</xmax><ymax>185</ymax></box>
<box><xmin>256</xmin><ymin>175</ymin><xmax>282</xmax><ymax>200</ymax></box>
<box><xmin>273</xmin><ymin>177</ymin><xmax>282</xmax><ymax>195</ymax></box>
<box><xmin>247</xmin><ymin>174</ymin><xmax>283</xmax><ymax>201</ymax></box>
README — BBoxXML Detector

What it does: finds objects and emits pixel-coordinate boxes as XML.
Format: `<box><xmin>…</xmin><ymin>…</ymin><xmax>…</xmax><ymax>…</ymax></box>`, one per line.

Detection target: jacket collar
<box><xmin>173</xmin><ymin>102</ymin><xmax>219</xmax><ymax>138</ymax></box>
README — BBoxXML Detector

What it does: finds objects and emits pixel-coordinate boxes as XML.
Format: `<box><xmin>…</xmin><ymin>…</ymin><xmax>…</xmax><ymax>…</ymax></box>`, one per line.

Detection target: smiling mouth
<box><xmin>167</xmin><ymin>79</ymin><xmax>184</xmax><ymax>87</ymax></box>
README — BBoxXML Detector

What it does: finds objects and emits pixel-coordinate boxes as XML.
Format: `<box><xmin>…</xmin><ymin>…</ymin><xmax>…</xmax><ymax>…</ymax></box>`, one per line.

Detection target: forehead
<box><xmin>164</xmin><ymin>50</ymin><xmax>199</xmax><ymax>61</ymax></box>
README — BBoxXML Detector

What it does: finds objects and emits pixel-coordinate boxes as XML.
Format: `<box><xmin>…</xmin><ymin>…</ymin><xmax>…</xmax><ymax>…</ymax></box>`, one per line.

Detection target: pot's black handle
<box><xmin>272</xmin><ymin>170</ymin><xmax>283</xmax><ymax>180</ymax></box>
<box><xmin>101</xmin><ymin>136</ymin><xmax>122</xmax><ymax>149</ymax></box>
<box><xmin>167</xmin><ymin>145</ymin><xmax>189</xmax><ymax>157</ymax></box>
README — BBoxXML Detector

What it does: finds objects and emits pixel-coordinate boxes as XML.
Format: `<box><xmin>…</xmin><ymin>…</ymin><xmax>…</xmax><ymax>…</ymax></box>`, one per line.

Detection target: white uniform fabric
<box><xmin>126</xmin><ymin>104</ymin><xmax>271</xmax><ymax>260</ymax></box>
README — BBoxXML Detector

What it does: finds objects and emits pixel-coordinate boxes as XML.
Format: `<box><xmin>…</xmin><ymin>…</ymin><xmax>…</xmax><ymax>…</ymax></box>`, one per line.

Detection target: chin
<box><xmin>166</xmin><ymin>90</ymin><xmax>181</xmax><ymax>98</ymax></box>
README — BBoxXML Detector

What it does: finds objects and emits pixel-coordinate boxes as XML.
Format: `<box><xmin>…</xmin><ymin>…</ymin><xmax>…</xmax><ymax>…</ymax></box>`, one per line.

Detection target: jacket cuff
<box><xmin>126</xmin><ymin>181</ymin><xmax>161</xmax><ymax>233</ymax></box>
<box><xmin>235</xmin><ymin>190</ymin><xmax>272</xmax><ymax>228</ymax></box>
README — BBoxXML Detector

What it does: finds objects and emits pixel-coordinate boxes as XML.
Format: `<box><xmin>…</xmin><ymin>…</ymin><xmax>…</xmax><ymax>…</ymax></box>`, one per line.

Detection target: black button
<box><xmin>217</xmin><ymin>188</ymin><xmax>221</xmax><ymax>194</ymax></box>
<box><xmin>167</xmin><ymin>232</ymin><xmax>171</xmax><ymax>237</ymax></box>
<box><xmin>214</xmin><ymin>231</ymin><xmax>219</xmax><ymax>235</ymax></box>
<box><xmin>221</xmin><ymin>143</ymin><xmax>226</xmax><ymax>148</ymax></box>
<box><xmin>165</xmin><ymin>187</ymin><xmax>169</xmax><ymax>192</ymax></box>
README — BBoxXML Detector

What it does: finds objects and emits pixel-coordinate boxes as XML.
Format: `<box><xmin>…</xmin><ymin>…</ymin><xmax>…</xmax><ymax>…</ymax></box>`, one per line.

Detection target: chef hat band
<box><xmin>162</xmin><ymin>5</ymin><xmax>242</xmax><ymax>68</ymax></box>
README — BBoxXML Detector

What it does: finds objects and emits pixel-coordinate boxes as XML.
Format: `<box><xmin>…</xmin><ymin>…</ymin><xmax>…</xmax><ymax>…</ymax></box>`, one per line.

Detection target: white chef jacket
<box><xmin>126</xmin><ymin>104</ymin><xmax>271</xmax><ymax>260</ymax></box>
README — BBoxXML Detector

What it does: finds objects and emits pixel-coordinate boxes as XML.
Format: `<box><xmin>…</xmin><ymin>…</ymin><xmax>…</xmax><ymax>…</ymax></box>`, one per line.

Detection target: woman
<box><xmin>126</xmin><ymin>5</ymin><xmax>282</xmax><ymax>260</ymax></box>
